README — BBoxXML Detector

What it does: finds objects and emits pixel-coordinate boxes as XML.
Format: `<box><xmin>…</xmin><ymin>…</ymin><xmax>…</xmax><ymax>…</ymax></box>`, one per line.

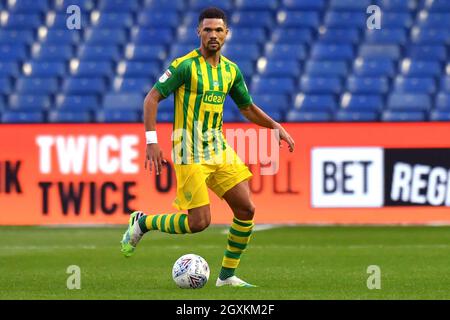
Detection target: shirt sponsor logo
<box><xmin>202</xmin><ymin>90</ymin><xmax>225</xmax><ymax>105</ymax></box>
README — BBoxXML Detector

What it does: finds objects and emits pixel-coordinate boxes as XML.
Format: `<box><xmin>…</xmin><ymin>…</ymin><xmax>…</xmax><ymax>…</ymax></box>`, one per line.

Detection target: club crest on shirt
<box><xmin>159</xmin><ymin>69</ymin><xmax>172</xmax><ymax>83</ymax></box>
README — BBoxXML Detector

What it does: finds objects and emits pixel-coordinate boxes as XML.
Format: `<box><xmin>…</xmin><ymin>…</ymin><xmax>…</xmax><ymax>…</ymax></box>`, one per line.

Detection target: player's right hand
<box><xmin>145</xmin><ymin>143</ymin><xmax>167</xmax><ymax>175</ymax></box>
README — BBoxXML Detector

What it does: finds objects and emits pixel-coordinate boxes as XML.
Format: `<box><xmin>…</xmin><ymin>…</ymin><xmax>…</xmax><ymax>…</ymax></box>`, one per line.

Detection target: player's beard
<box><xmin>206</xmin><ymin>41</ymin><xmax>222</xmax><ymax>53</ymax></box>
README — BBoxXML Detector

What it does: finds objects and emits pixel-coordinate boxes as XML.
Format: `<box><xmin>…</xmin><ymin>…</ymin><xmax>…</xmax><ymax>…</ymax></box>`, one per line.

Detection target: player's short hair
<box><xmin>198</xmin><ymin>7</ymin><xmax>227</xmax><ymax>26</ymax></box>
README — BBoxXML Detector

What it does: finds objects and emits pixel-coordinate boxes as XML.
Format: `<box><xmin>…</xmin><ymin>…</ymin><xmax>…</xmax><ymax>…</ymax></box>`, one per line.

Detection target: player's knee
<box><xmin>235</xmin><ymin>204</ymin><xmax>255</xmax><ymax>221</ymax></box>
<box><xmin>188</xmin><ymin>215</ymin><xmax>210</xmax><ymax>233</ymax></box>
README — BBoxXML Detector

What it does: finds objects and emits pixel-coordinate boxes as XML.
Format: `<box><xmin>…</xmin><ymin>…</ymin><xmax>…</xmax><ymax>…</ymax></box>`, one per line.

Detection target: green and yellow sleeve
<box><xmin>229</xmin><ymin>66</ymin><xmax>253</xmax><ymax>109</ymax></box>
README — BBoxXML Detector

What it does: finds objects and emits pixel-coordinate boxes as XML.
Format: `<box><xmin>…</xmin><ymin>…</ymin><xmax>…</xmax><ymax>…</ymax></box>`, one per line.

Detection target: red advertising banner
<box><xmin>1</xmin><ymin>122</ymin><xmax>450</xmax><ymax>225</ymax></box>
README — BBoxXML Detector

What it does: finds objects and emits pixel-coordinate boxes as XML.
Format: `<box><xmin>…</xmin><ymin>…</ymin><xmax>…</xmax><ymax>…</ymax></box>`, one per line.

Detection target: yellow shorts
<box><xmin>173</xmin><ymin>147</ymin><xmax>253</xmax><ymax>210</ymax></box>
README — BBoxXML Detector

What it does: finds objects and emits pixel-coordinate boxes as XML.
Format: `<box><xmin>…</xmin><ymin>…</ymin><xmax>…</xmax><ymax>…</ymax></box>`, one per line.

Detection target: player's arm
<box><xmin>240</xmin><ymin>104</ymin><xmax>295</xmax><ymax>152</ymax></box>
<box><xmin>145</xmin><ymin>63</ymin><xmax>185</xmax><ymax>174</ymax></box>
<box><xmin>144</xmin><ymin>87</ymin><xmax>166</xmax><ymax>175</ymax></box>
<box><xmin>229</xmin><ymin>67</ymin><xmax>295</xmax><ymax>152</ymax></box>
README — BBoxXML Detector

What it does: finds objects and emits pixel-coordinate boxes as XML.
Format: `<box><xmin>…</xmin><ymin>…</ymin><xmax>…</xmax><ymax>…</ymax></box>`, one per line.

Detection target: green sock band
<box><xmin>219</xmin><ymin>267</ymin><xmax>235</xmax><ymax>280</ymax></box>
<box><xmin>138</xmin><ymin>215</ymin><xmax>149</xmax><ymax>233</ymax></box>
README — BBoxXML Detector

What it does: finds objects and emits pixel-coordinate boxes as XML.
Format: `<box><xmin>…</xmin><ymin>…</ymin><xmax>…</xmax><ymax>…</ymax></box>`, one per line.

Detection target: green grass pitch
<box><xmin>1</xmin><ymin>225</ymin><xmax>449</xmax><ymax>300</ymax></box>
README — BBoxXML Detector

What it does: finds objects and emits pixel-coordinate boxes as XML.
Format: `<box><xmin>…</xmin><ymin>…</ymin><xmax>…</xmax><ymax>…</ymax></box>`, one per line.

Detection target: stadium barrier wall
<box><xmin>1</xmin><ymin>122</ymin><xmax>450</xmax><ymax>225</ymax></box>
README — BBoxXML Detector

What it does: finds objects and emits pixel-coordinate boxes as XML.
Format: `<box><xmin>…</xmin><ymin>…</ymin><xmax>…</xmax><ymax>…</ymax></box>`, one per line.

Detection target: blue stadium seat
<box><xmin>425</xmin><ymin>0</ymin><xmax>450</xmax><ymax>12</ymax></box>
<box><xmin>177</xmin><ymin>27</ymin><xmax>199</xmax><ymax>45</ymax></box>
<box><xmin>293</xmin><ymin>94</ymin><xmax>337</xmax><ymax>111</ymax></box>
<box><xmin>324</xmin><ymin>11</ymin><xmax>367</xmax><ymax>28</ymax></box>
<box><xmin>229</xmin><ymin>28</ymin><xmax>267</xmax><ymax>45</ymax></box>
<box><xmin>271</xmin><ymin>28</ymin><xmax>313</xmax><ymax>44</ymax></box>
<box><xmin>382</xmin><ymin>13</ymin><xmax>413</xmax><ymax>28</ymax></box>
<box><xmin>258</xmin><ymin>60</ymin><xmax>301</xmax><ymax>78</ymax></box>
<box><xmin>264</xmin><ymin>44</ymin><xmax>306</xmax><ymax>61</ymax></box>
<box><xmin>305</xmin><ymin>60</ymin><xmax>349</xmax><ymax>77</ymax></box>
<box><xmin>102</xmin><ymin>93</ymin><xmax>143</xmax><ymax>110</ymax></box>
<box><xmin>387</xmin><ymin>93</ymin><xmax>431</xmax><ymax>111</ymax></box>
<box><xmin>15</xmin><ymin>77</ymin><xmax>59</xmax><ymax>95</ymax></box>
<box><xmin>286</xmin><ymin>110</ymin><xmax>332</xmax><ymax>122</ymax></box>
<box><xmin>77</xmin><ymin>45</ymin><xmax>120</xmax><ymax>61</ymax></box>
<box><xmin>96</xmin><ymin>110</ymin><xmax>141</xmax><ymax>123</ymax></box>
<box><xmin>125</xmin><ymin>45</ymin><xmax>167</xmax><ymax>61</ymax></box>
<box><xmin>145</xmin><ymin>0</ymin><xmax>187</xmax><ymax>11</ymax></box>
<box><xmin>262</xmin><ymin>109</ymin><xmax>284</xmax><ymax>122</ymax></box>
<box><xmin>70</xmin><ymin>61</ymin><xmax>113</xmax><ymax>78</ymax></box>
<box><xmin>91</xmin><ymin>13</ymin><xmax>134</xmax><ymax>28</ymax></box>
<box><xmin>281</xmin><ymin>0</ymin><xmax>326</xmax><ymax>10</ymax></box>
<box><xmin>382</xmin><ymin>111</ymin><xmax>426</xmax><ymax>122</ymax></box>
<box><xmin>157</xmin><ymin>111</ymin><xmax>174</xmax><ymax>123</ymax></box>
<box><xmin>231</xmin><ymin>11</ymin><xmax>275</xmax><ymax>29</ymax></box>
<box><xmin>251</xmin><ymin>76</ymin><xmax>295</xmax><ymax>95</ymax></box>
<box><xmin>56</xmin><ymin>95</ymin><xmax>99</xmax><ymax>111</ymax></box>
<box><xmin>2</xmin><ymin>111</ymin><xmax>45</xmax><ymax>123</ymax></box>
<box><xmin>353</xmin><ymin>58</ymin><xmax>397</xmax><ymax>77</ymax></box>
<box><xmin>0</xmin><ymin>77</ymin><xmax>12</xmax><ymax>95</ymax></box>
<box><xmin>236</xmin><ymin>60</ymin><xmax>255</xmax><ymax>78</ymax></box>
<box><xmin>393</xmin><ymin>77</ymin><xmax>436</xmax><ymax>94</ymax></box>
<box><xmin>418</xmin><ymin>13</ymin><xmax>450</xmax><ymax>28</ymax></box>
<box><xmin>365</xmin><ymin>28</ymin><xmax>407</xmax><ymax>45</ymax></box>
<box><xmin>31</xmin><ymin>44</ymin><xmax>73</xmax><ymax>62</ymax></box>
<box><xmin>441</xmin><ymin>76</ymin><xmax>450</xmax><ymax>92</ymax></box>
<box><xmin>359</xmin><ymin>45</ymin><xmax>401</xmax><ymax>60</ymax></box>
<box><xmin>39</xmin><ymin>29</ymin><xmax>81</xmax><ymax>45</ymax></box>
<box><xmin>235</xmin><ymin>0</ymin><xmax>278</xmax><ymax>10</ymax></box>
<box><xmin>63</xmin><ymin>78</ymin><xmax>106</xmax><ymax>95</ymax></box>
<box><xmin>0</xmin><ymin>62</ymin><xmax>19</xmax><ymax>77</ymax></box>
<box><xmin>329</xmin><ymin>0</ymin><xmax>371</xmax><ymax>11</ymax></box>
<box><xmin>436</xmin><ymin>93</ymin><xmax>450</xmax><ymax>109</ymax></box>
<box><xmin>54</xmin><ymin>0</ymin><xmax>96</xmax><ymax>12</ymax></box>
<box><xmin>7</xmin><ymin>0</ymin><xmax>49</xmax><ymax>13</ymax></box>
<box><xmin>340</xmin><ymin>93</ymin><xmax>384</xmax><ymax>111</ymax></box>
<box><xmin>251</xmin><ymin>94</ymin><xmax>289</xmax><ymax>112</ymax></box>
<box><xmin>182</xmin><ymin>11</ymin><xmax>202</xmax><ymax>28</ymax></box>
<box><xmin>1</xmin><ymin>13</ymin><xmax>42</xmax><ymax>29</ymax></box>
<box><xmin>0</xmin><ymin>44</ymin><xmax>27</xmax><ymax>61</ymax></box>
<box><xmin>111</xmin><ymin>77</ymin><xmax>152</xmax><ymax>94</ymax></box>
<box><xmin>310</xmin><ymin>44</ymin><xmax>354</xmax><ymax>60</ymax></box>
<box><xmin>318</xmin><ymin>28</ymin><xmax>360</xmax><ymax>44</ymax></box>
<box><xmin>138</xmin><ymin>11</ymin><xmax>179</xmax><ymax>28</ymax></box>
<box><xmin>277</xmin><ymin>11</ymin><xmax>320</xmax><ymax>28</ymax></box>
<box><xmin>300</xmin><ymin>76</ymin><xmax>342</xmax><ymax>95</ymax></box>
<box><xmin>346</xmin><ymin>76</ymin><xmax>389</xmax><ymax>94</ymax></box>
<box><xmin>158</xmin><ymin>96</ymin><xmax>174</xmax><ymax>113</ymax></box>
<box><xmin>430</xmin><ymin>110</ymin><xmax>450</xmax><ymax>121</ymax></box>
<box><xmin>400</xmin><ymin>60</ymin><xmax>442</xmax><ymax>77</ymax></box>
<box><xmin>189</xmin><ymin>0</ymin><xmax>234</xmax><ymax>12</ymax></box>
<box><xmin>22</xmin><ymin>62</ymin><xmax>66</xmax><ymax>78</ymax></box>
<box><xmin>0</xmin><ymin>30</ymin><xmax>34</xmax><ymax>45</ymax></box>
<box><xmin>98</xmin><ymin>0</ymin><xmax>140</xmax><ymax>12</ymax></box>
<box><xmin>406</xmin><ymin>45</ymin><xmax>447</xmax><ymax>62</ymax></box>
<box><xmin>410</xmin><ymin>27</ymin><xmax>449</xmax><ymax>45</ymax></box>
<box><xmin>376</xmin><ymin>0</ymin><xmax>418</xmax><ymax>11</ymax></box>
<box><xmin>84</xmin><ymin>28</ymin><xmax>127</xmax><ymax>45</ymax></box>
<box><xmin>222</xmin><ymin>44</ymin><xmax>261</xmax><ymax>61</ymax></box>
<box><xmin>117</xmin><ymin>61</ymin><xmax>162</xmax><ymax>78</ymax></box>
<box><xmin>48</xmin><ymin>110</ymin><xmax>92</xmax><ymax>123</ymax></box>
<box><xmin>222</xmin><ymin>109</ymin><xmax>239</xmax><ymax>122</ymax></box>
<box><xmin>130</xmin><ymin>28</ymin><xmax>174</xmax><ymax>45</ymax></box>
<box><xmin>8</xmin><ymin>94</ymin><xmax>51</xmax><ymax>111</ymax></box>
<box><xmin>335</xmin><ymin>110</ymin><xmax>379</xmax><ymax>122</ymax></box>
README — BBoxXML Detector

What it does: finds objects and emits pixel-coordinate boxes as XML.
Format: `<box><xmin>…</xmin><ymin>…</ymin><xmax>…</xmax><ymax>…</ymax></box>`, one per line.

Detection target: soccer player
<box><xmin>121</xmin><ymin>7</ymin><xmax>295</xmax><ymax>287</ymax></box>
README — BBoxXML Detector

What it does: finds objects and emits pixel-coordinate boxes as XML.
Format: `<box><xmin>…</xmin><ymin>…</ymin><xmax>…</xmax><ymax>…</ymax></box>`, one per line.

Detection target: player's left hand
<box><xmin>275</xmin><ymin>123</ymin><xmax>295</xmax><ymax>152</ymax></box>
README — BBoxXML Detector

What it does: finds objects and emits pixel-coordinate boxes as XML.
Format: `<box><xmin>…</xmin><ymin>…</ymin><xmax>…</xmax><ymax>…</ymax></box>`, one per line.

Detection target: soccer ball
<box><xmin>172</xmin><ymin>254</ymin><xmax>210</xmax><ymax>289</ymax></box>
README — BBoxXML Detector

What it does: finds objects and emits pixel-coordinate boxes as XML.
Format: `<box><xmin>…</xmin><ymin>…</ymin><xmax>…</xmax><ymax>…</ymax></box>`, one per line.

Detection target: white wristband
<box><xmin>145</xmin><ymin>131</ymin><xmax>158</xmax><ymax>144</ymax></box>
